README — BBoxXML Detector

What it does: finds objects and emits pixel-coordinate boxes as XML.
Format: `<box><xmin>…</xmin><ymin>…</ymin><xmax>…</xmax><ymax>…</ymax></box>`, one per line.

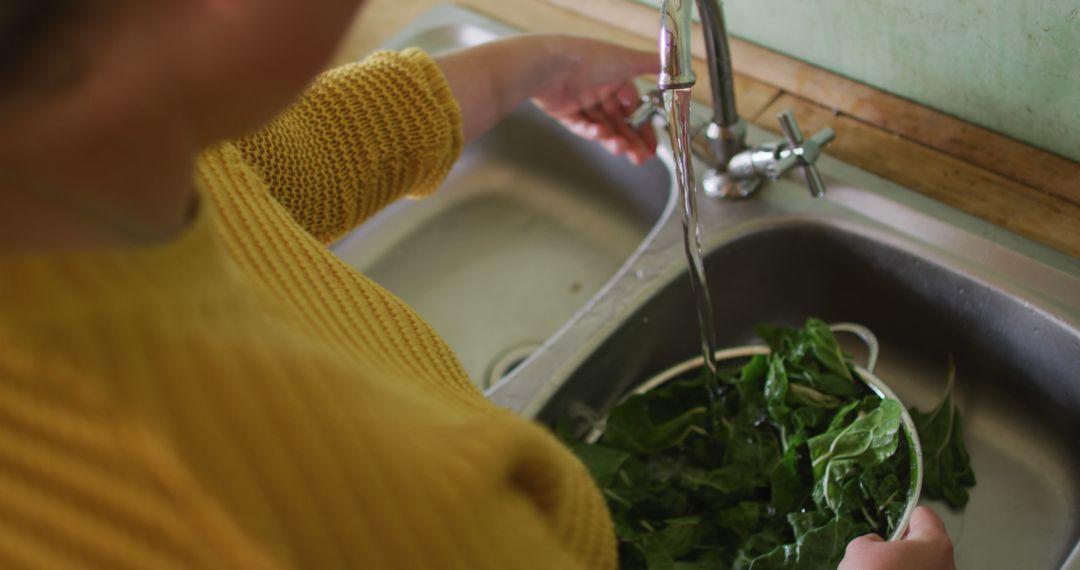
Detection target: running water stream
<box><xmin>662</xmin><ymin>88</ymin><xmax>721</xmax><ymax>409</ymax></box>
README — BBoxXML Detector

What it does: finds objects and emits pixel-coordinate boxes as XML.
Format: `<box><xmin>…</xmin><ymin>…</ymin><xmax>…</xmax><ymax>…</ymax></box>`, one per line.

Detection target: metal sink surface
<box><xmin>338</xmin><ymin>4</ymin><xmax>1080</xmax><ymax>568</ymax></box>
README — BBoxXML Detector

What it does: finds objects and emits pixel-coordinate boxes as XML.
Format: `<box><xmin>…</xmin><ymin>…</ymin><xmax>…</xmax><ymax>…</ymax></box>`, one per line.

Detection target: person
<box><xmin>0</xmin><ymin>1</ymin><xmax>955</xmax><ymax>568</ymax></box>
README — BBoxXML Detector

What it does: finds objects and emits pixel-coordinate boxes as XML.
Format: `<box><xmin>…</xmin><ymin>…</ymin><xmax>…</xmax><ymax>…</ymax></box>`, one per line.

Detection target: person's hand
<box><xmin>529</xmin><ymin>36</ymin><xmax>659</xmax><ymax>165</ymax></box>
<box><xmin>437</xmin><ymin>35</ymin><xmax>659</xmax><ymax>163</ymax></box>
<box><xmin>838</xmin><ymin>507</ymin><xmax>955</xmax><ymax>570</ymax></box>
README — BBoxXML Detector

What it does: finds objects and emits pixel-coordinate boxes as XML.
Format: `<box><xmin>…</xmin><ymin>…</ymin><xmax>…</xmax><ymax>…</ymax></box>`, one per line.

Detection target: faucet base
<box><xmin>703</xmin><ymin>169</ymin><xmax>762</xmax><ymax>200</ymax></box>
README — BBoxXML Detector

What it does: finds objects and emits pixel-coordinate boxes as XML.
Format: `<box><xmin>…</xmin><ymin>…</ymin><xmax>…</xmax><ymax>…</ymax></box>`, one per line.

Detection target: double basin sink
<box><xmin>332</xmin><ymin>5</ymin><xmax>1080</xmax><ymax>568</ymax></box>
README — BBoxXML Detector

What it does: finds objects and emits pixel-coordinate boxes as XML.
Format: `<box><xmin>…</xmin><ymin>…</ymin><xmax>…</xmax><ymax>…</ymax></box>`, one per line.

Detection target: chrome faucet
<box><xmin>636</xmin><ymin>0</ymin><xmax>835</xmax><ymax>199</ymax></box>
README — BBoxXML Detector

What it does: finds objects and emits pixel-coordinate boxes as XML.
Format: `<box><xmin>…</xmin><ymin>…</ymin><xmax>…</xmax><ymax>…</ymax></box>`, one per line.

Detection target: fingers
<box><xmin>839</xmin><ymin>534</ymin><xmax>882</xmax><ymax>570</ymax></box>
<box><xmin>838</xmin><ymin>509</ymin><xmax>955</xmax><ymax>570</ymax></box>
<box><xmin>557</xmin><ymin>114</ymin><xmax>602</xmax><ymax>140</ymax></box>
<box><xmin>905</xmin><ymin>506</ymin><xmax>949</xmax><ymax>541</ymax></box>
<box><xmin>851</xmin><ymin>533</ymin><xmax>885</xmax><ymax>545</ymax></box>
<box><xmin>587</xmin><ymin>101</ymin><xmax>651</xmax><ymax>164</ymax></box>
<box><xmin>599</xmin><ymin>96</ymin><xmax>651</xmax><ymax>162</ymax></box>
<box><xmin>580</xmin><ymin>106</ymin><xmax>617</xmax><ymax>140</ymax></box>
<box><xmin>597</xmin><ymin>82</ymin><xmax>658</xmax><ymax>164</ymax></box>
<box><xmin>559</xmin><ymin>91</ymin><xmax>656</xmax><ymax>165</ymax></box>
<box><xmin>615</xmin><ymin>82</ymin><xmax>657</xmax><ymax>159</ymax></box>
<box><xmin>903</xmin><ymin>507</ymin><xmax>955</xmax><ymax>564</ymax></box>
<box><xmin>532</xmin><ymin>40</ymin><xmax>660</xmax><ymax>164</ymax></box>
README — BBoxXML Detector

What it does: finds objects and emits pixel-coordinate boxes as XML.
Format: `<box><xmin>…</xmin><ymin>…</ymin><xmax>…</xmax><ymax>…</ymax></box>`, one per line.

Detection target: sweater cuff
<box><xmin>396</xmin><ymin>48</ymin><xmax>464</xmax><ymax>198</ymax></box>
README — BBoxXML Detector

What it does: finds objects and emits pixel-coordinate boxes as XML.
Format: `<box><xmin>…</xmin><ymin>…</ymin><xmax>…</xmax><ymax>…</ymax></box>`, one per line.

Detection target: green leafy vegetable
<box><xmin>808</xmin><ymin>399</ymin><xmax>902</xmax><ymax>512</ymax></box>
<box><xmin>569</xmin><ymin>442</ymin><xmax>632</xmax><ymax>488</ymax></box>
<box><xmin>564</xmin><ymin>319</ymin><xmax>979</xmax><ymax>569</ymax></box>
<box><xmin>602</xmin><ymin>391</ymin><xmax>709</xmax><ymax>454</ymax></box>
<box><xmin>748</xmin><ymin>514</ymin><xmax>869</xmax><ymax>570</ymax></box>
<box><xmin>805</xmin><ymin>319</ymin><xmax>854</xmax><ymax>384</ymax></box>
<box><xmin>909</xmin><ymin>360</ymin><xmax>976</xmax><ymax>509</ymax></box>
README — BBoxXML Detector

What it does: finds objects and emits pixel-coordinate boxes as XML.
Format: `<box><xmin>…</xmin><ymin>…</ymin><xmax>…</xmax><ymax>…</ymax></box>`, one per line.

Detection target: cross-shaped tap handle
<box><xmin>627</xmin><ymin>89</ymin><xmax>665</xmax><ymax>130</ymax></box>
<box><xmin>777</xmin><ymin>110</ymin><xmax>835</xmax><ymax>198</ymax></box>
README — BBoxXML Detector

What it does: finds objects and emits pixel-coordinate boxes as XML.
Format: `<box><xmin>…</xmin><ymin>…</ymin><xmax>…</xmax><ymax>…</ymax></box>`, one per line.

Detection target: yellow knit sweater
<box><xmin>0</xmin><ymin>49</ymin><xmax>615</xmax><ymax>569</ymax></box>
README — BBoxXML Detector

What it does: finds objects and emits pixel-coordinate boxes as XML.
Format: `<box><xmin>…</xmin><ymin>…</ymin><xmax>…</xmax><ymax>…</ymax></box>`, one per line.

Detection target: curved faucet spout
<box><xmin>658</xmin><ymin>0</ymin><xmax>697</xmax><ymax>90</ymax></box>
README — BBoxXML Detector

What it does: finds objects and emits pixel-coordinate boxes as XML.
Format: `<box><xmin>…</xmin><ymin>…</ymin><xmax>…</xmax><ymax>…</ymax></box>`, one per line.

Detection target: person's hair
<box><xmin>0</xmin><ymin>0</ymin><xmax>83</xmax><ymax>93</ymax></box>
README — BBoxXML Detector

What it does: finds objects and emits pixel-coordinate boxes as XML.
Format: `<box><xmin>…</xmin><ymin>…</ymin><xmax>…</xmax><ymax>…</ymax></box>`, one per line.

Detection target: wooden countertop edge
<box><xmin>761</xmin><ymin>94</ymin><xmax>1080</xmax><ymax>258</ymax></box>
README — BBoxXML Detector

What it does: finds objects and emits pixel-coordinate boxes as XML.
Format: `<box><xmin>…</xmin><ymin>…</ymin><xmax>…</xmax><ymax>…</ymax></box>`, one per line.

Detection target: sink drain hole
<box><xmin>485</xmin><ymin>343</ymin><xmax>540</xmax><ymax>389</ymax></box>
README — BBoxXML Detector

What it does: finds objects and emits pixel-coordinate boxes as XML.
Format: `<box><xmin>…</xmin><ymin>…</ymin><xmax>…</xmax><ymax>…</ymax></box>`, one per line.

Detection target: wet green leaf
<box><xmin>809</xmin><ymin>400</ymin><xmax>902</xmax><ymax>477</ymax></box>
<box><xmin>603</xmin><ymin>392</ymin><xmax>708</xmax><ymax>454</ymax></box>
<box><xmin>808</xmin><ymin>400</ymin><xmax>902</xmax><ymax>511</ymax></box>
<box><xmin>805</xmin><ymin>318</ymin><xmax>853</xmax><ymax>383</ymax></box>
<box><xmin>768</xmin><ymin>449</ymin><xmax>803</xmax><ymax>514</ymax></box>
<box><xmin>764</xmin><ymin>355</ymin><xmax>791</xmax><ymax>423</ymax></box>
<box><xmin>909</xmin><ymin>361</ymin><xmax>976</xmax><ymax>509</ymax></box>
<box><xmin>570</xmin><ymin>442</ymin><xmax>632</xmax><ymax>488</ymax></box>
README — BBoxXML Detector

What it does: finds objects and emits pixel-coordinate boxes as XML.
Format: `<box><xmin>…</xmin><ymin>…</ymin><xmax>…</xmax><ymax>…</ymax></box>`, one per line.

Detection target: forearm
<box><xmin>434</xmin><ymin>35</ymin><xmax>576</xmax><ymax>144</ymax></box>
<box><xmin>233</xmin><ymin>50</ymin><xmax>462</xmax><ymax>242</ymax></box>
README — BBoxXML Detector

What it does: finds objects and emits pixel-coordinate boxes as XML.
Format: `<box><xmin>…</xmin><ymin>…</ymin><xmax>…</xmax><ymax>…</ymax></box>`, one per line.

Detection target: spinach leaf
<box><xmin>860</xmin><ymin>465</ymin><xmax>906</xmax><ymax>534</ymax></box>
<box><xmin>764</xmin><ymin>355</ymin><xmax>792</xmax><ymax>423</ymax></box>
<box><xmin>768</xmin><ymin>447</ymin><xmax>804</xmax><ymax>514</ymax></box>
<box><xmin>808</xmin><ymin>399</ymin><xmax>902</xmax><ymax>511</ymax></box>
<box><xmin>754</xmin><ymin>324</ymin><xmax>797</xmax><ymax>355</ymax></box>
<box><xmin>788</xmin><ymin>384</ymin><xmax>843</xmax><ymax>410</ymax></box>
<box><xmin>789</xmin><ymin>363</ymin><xmax>860</xmax><ymax>399</ymax></box>
<box><xmin>758</xmin><ymin>319</ymin><xmax>860</xmax><ymax>398</ymax></box>
<box><xmin>805</xmin><ymin>319</ymin><xmax>853</xmax><ymax>383</ymax></box>
<box><xmin>641</xmin><ymin>516</ymin><xmax>702</xmax><ymax>565</ymax></box>
<box><xmin>823</xmin><ymin>399</ymin><xmax>861</xmax><ymax>433</ymax></box>
<box><xmin>740</xmin><ymin>354</ymin><xmax>769</xmax><ymax>383</ymax></box>
<box><xmin>570</xmin><ymin>442</ymin><xmax>632</xmax><ymax>488</ymax></box>
<box><xmin>809</xmin><ymin>400</ymin><xmax>902</xmax><ymax>478</ymax></box>
<box><xmin>676</xmin><ymin>465</ymin><xmax>745</xmax><ymax>494</ymax></box>
<box><xmin>909</xmin><ymin>360</ymin><xmax>976</xmax><ymax>508</ymax></box>
<box><xmin>747</xmin><ymin>514</ymin><xmax>868</xmax><ymax>570</ymax></box>
<box><xmin>603</xmin><ymin>392</ymin><xmax>708</xmax><ymax>454</ymax></box>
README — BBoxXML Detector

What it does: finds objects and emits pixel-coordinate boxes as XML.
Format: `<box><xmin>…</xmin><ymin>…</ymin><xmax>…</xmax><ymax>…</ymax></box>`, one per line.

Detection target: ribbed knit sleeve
<box><xmin>233</xmin><ymin>49</ymin><xmax>464</xmax><ymax>243</ymax></box>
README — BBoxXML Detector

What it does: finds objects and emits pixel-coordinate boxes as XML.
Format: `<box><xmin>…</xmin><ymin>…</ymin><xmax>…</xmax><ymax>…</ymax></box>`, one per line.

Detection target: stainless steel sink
<box><xmin>332</xmin><ymin>7</ymin><xmax>671</xmax><ymax>387</ymax></box>
<box><xmin>342</xmin><ymin>4</ymin><xmax>1080</xmax><ymax>568</ymax></box>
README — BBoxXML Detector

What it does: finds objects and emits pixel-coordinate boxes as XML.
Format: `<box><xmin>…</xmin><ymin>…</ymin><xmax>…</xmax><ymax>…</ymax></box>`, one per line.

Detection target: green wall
<box><xmin>639</xmin><ymin>0</ymin><xmax>1080</xmax><ymax>161</ymax></box>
